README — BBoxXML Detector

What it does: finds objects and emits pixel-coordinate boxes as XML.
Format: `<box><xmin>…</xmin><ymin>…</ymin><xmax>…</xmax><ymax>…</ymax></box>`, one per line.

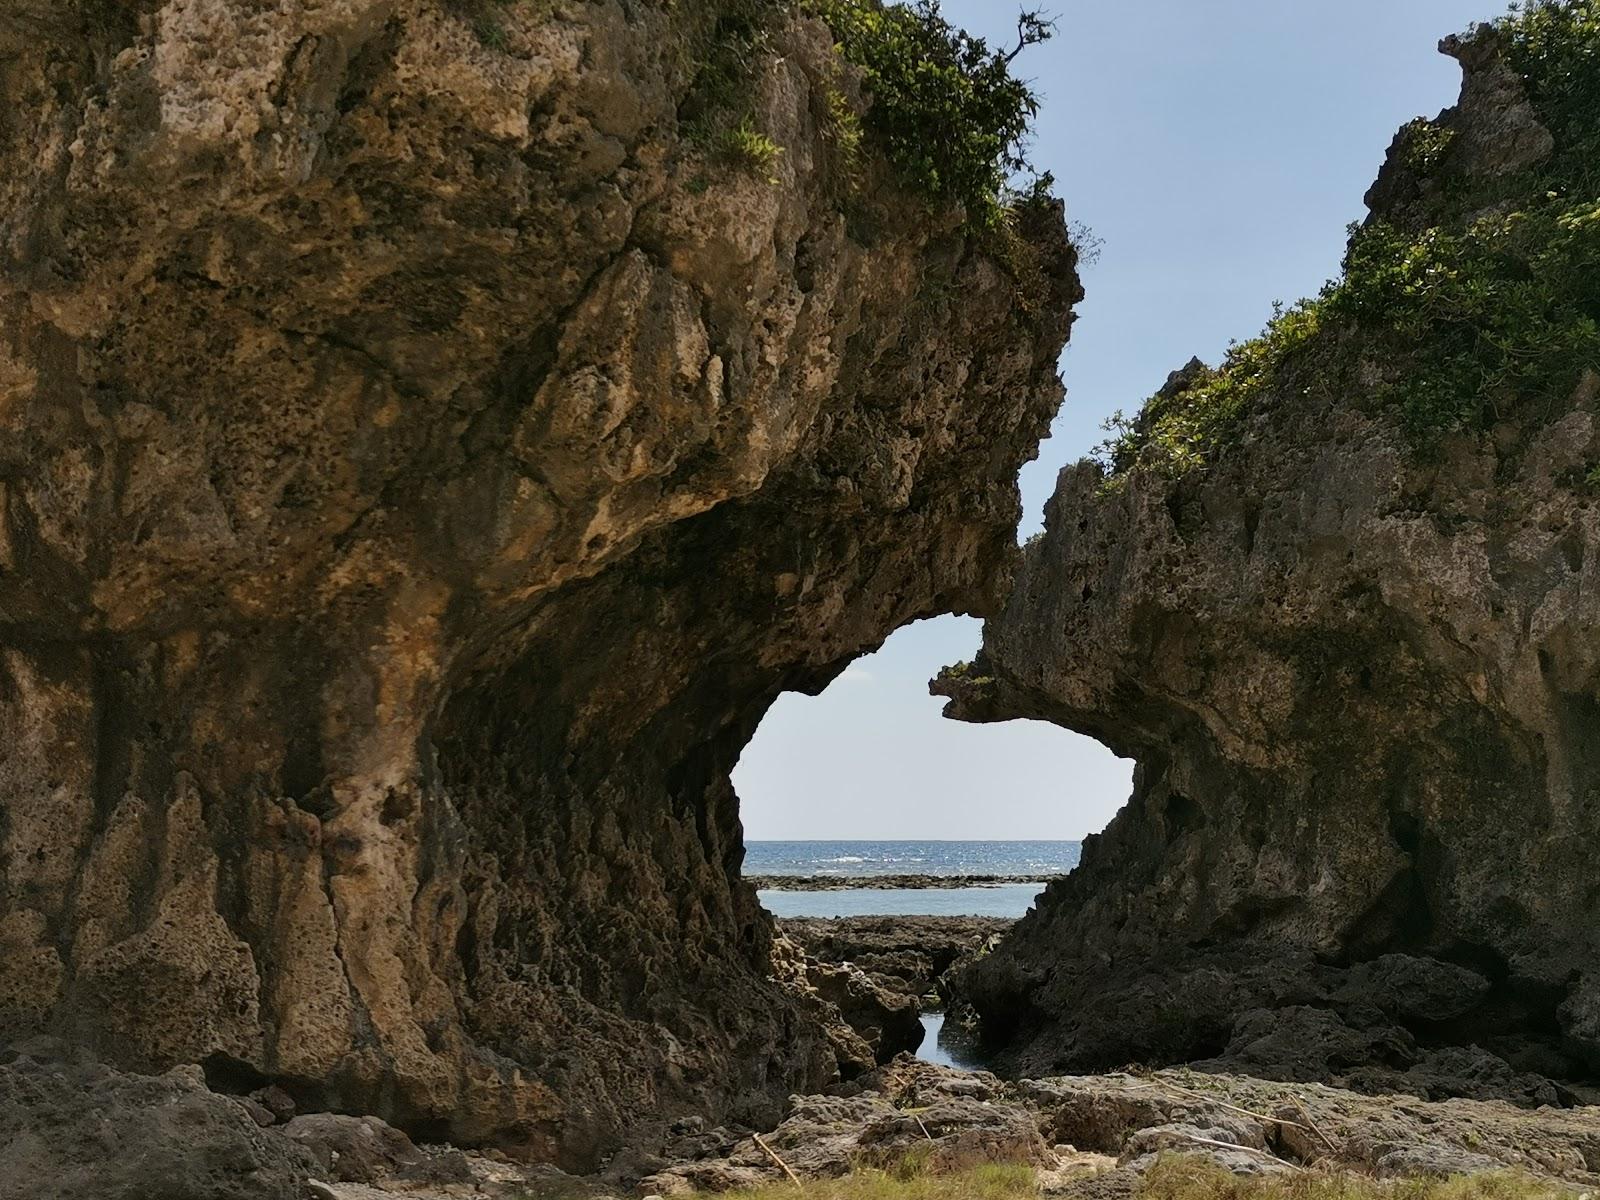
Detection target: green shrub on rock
<box><xmin>805</xmin><ymin>0</ymin><xmax>1053</xmax><ymax>227</ymax></box>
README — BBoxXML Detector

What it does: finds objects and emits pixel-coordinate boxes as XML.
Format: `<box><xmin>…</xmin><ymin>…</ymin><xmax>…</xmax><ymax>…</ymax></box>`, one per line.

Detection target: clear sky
<box><xmin>736</xmin><ymin>0</ymin><xmax>1504</xmax><ymax>842</ymax></box>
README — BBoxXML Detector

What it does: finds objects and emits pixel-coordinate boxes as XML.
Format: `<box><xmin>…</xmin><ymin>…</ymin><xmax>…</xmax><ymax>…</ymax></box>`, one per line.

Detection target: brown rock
<box><xmin>780</xmin><ymin>916</ymin><xmax>1014</xmax><ymax>999</ymax></box>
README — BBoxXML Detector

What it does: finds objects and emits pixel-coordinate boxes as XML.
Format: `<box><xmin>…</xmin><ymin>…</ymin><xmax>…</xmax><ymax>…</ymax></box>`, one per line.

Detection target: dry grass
<box><xmin>684</xmin><ymin>1155</ymin><xmax>1582</xmax><ymax>1200</ymax></box>
<box><xmin>709</xmin><ymin>1162</ymin><xmax>1039</xmax><ymax>1200</ymax></box>
<box><xmin>1140</xmin><ymin>1157</ymin><xmax>1580</xmax><ymax>1200</ymax></box>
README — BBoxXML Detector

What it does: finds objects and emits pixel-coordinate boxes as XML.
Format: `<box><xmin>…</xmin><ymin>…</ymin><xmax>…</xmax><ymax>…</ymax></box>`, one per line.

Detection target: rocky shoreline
<box><xmin>751</xmin><ymin>874</ymin><xmax>1058</xmax><ymax>891</ymax></box>
<box><xmin>781</xmin><ymin>915</ymin><xmax>1012</xmax><ymax>1010</ymax></box>
<box><xmin>782</xmin><ymin>915</ymin><xmax>1600</xmax><ymax>1116</ymax></box>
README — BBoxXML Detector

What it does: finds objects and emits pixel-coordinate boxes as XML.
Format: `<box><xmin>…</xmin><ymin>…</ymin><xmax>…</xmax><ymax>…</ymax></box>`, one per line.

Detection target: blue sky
<box><xmin>736</xmin><ymin>0</ymin><xmax>1505</xmax><ymax>841</ymax></box>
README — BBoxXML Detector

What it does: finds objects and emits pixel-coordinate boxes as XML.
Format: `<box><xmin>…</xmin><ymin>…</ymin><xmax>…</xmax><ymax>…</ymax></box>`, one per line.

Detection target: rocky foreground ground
<box><xmin>17</xmin><ymin>913</ymin><xmax>1594</xmax><ymax>1198</ymax></box>
<box><xmin>8</xmin><ymin>1045</ymin><xmax>1598</xmax><ymax>1200</ymax></box>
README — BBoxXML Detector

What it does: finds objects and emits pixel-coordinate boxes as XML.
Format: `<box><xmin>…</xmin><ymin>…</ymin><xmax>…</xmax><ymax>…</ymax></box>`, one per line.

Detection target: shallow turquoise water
<box><xmin>917</xmin><ymin>1012</ymin><xmax>988</xmax><ymax>1071</ymax></box>
<box><xmin>757</xmin><ymin>883</ymin><xmax>1044</xmax><ymax>919</ymax></box>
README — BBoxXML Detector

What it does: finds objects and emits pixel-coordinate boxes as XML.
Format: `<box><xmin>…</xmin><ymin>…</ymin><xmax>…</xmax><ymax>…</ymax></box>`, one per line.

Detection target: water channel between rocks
<box><xmin>760</xmin><ymin>881</ymin><xmax>1047</xmax><ymax>1070</ymax></box>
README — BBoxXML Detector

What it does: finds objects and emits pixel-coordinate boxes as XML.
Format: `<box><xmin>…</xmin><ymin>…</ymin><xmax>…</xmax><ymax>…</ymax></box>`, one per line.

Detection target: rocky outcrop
<box><xmin>1019</xmin><ymin>1069</ymin><xmax>1600</xmax><ymax>1185</ymax></box>
<box><xmin>776</xmin><ymin>916</ymin><xmax>1014</xmax><ymax>1064</ymax></box>
<box><xmin>0</xmin><ymin>0</ymin><xmax>1078</xmax><ymax>1167</ymax></box>
<box><xmin>937</xmin><ymin>27</ymin><xmax>1600</xmax><ymax>1099</ymax></box>
<box><xmin>10</xmin><ymin>1044</ymin><xmax>1600</xmax><ymax>1200</ymax></box>
<box><xmin>640</xmin><ymin>1062</ymin><xmax>1054</xmax><ymax>1197</ymax></box>
<box><xmin>767</xmin><ymin>929</ymin><xmax>926</xmax><ymax>1069</ymax></box>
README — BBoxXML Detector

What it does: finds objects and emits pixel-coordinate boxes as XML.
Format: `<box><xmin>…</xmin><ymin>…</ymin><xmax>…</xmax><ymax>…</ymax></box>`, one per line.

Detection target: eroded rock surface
<box><xmin>937</xmin><ymin>30</ymin><xmax>1599</xmax><ymax>1100</ymax></box>
<box><xmin>0</xmin><ymin>0</ymin><xmax>1077</xmax><ymax>1166</ymax></box>
<box><xmin>1022</xmin><ymin>1070</ymin><xmax>1600</xmax><ymax>1187</ymax></box>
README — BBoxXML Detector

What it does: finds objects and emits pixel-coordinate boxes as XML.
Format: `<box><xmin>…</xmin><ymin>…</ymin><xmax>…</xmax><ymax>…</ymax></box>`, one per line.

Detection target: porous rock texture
<box><xmin>0</xmin><ymin>0</ymin><xmax>1077</xmax><ymax>1167</ymax></box>
<box><xmin>937</xmin><ymin>31</ymin><xmax>1600</xmax><ymax>1100</ymax></box>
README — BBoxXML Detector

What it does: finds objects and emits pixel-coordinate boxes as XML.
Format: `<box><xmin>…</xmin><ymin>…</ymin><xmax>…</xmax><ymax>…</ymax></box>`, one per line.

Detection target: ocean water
<box><xmin>745</xmin><ymin>839</ymin><xmax>1081</xmax><ymax>879</ymax></box>
<box><xmin>749</xmin><ymin>840</ymin><xmax>1080</xmax><ymax>919</ymax></box>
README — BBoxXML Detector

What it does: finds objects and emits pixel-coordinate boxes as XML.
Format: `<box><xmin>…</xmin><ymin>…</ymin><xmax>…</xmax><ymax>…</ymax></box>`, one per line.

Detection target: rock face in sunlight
<box><xmin>937</xmin><ymin>26</ymin><xmax>1600</xmax><ymax>1104</ymax></box>
<box><xmin>0</xmin><ymin>0</ymin><xmax>1078</xmax><ymax>1166</ymax></box>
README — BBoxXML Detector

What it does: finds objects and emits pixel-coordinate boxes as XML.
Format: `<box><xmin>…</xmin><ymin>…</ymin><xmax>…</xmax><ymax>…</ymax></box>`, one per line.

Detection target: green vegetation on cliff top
<box><xmin>805</xmin><ymin>0</ymin><xmax>1053</xmax><ymax>227</ymax></box>
<box><xmin>685</xmin><ymin>0</ymin><xmax>1055</xmax><ymax>229</ymax></box>
<box><xmin>1100</xmin><ymin>0</ymin><xmax>1600</xmax><ymax>478</ymax></box>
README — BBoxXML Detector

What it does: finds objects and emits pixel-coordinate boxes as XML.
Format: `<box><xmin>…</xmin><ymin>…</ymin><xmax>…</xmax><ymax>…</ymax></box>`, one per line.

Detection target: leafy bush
<box><xmin>1101</xmin><ymin>0</ymin><xmax>1600</xmax><ymax>479</ymax></box>
<box><xmin>819</xmin><ymin>74</ymin><xmax>867</xmax><ymax>182</ymax></box>
<box><xmin>445</xmin><ymin>0</ymin><xmax>518</xmax><ymax>49</ymax></box>
<box><xmin>805</xmin><ymin>0</ymin><xmax>1053</xmax><ymax>227</ymax></box>
<box><xmin>1332</xmin><ymin>202</ymin><xmax>1600</xmax><ymax>439</ymax></box>
<box><xmin>682</xmin><ymin>1</ymin><xmax>778</xmax><ymax>119</ymax></box>
<box><xmin>1099</xmin><ymin>299</ymin><xmax>1326</xmax><ymax>475</ymax></box>
<box><xmin>720</xmin><ymin>115</ymin><xmax>786</xmax><ymax>178</ymax></box>
<box><xmin>1500</xmin><ymin>0</ymin><xmax>1600</xmax><ymax>191</ymax></box>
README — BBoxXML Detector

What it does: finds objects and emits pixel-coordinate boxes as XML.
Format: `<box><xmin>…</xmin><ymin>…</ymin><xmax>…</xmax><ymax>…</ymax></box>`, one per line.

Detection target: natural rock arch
<box><xmin>0</xmin><ymin>0</ymin><xmax>1079</xmax><ymax>1166</ymax></box>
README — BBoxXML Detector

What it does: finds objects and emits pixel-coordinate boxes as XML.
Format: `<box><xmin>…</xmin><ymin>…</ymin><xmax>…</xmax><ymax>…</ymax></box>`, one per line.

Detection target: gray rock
<box><xmin>1560</xmin><ymin>978</ymin><xmax>1600</xmax><ymax>1072</ymax></box>
<box><xmin>1021</xmin><ymin>1071</ymin><xmax>1600</xmax><ymax>1184</ymax></box>
<box><xmin>1336</xmin><ymin>955</ymin><xmax>1492</xmax><ymax>1024</ymax></box>
<box><xmin>282</xmin><ymin>1112</ymin><xmax>470</xmax><ymax>1185</ymax></box>
<box><xmin>1203</xmin><ymin>1006</ymin><xmax>1418</xmax><ymax>1083</ymax></box>
<box><xmin>0</xmin><ymin>1056</ymin><xmax>313</xmax><ymax>1200</ymax></box>
<box><xmin>252</xmin><ymin>1085</ymin><xmax>298</xmax><ymax>1124</ymax></box>
<box><xmin>1373</xmin><ymin>1145</ymin><xmax>1506</xmax><ymax>1179</ymax></box>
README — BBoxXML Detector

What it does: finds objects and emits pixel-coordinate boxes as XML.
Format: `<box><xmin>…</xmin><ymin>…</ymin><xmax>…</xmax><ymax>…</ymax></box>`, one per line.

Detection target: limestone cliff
<box><xmin>938</xmin><ymin>19</ymin><xmax>1600</xmax><ymax>1104</ymax></box>
<box><xmin>0</xmin><ymin>0</ymin><xmax>1078</xmax><ymax>1165</ymax></box>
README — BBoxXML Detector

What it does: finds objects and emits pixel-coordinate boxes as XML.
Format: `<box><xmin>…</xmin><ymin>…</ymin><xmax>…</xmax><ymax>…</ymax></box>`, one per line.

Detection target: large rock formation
<box><xmin>0</xmin><ymin>0</ymin><xmax>1077</xmax><ymax>1166</ymax></box>
<box><xmin>938</xmin><ymin>25</ymin><xmax>1600</xmax><ymax>1101</ymax></box>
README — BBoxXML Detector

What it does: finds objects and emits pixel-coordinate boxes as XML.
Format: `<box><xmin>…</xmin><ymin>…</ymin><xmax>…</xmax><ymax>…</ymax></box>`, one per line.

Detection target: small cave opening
<box><xmin>729</xmin><ymin>614</ymin><xmax>1134</xmax><ymax>1074</ymax></box>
